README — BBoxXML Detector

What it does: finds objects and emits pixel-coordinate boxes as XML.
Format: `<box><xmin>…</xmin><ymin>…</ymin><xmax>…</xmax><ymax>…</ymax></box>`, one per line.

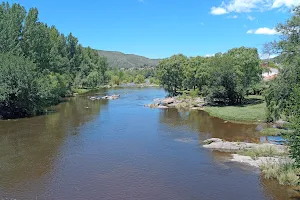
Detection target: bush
<box><xmin>110</xmin><ymin>75</ymin><xmax>120</xmax><ymax>85</ymax></box>
<box><xmin>149</xmin><ymin>77</ymin><xmax>160</xmax><ymax>85</ymax></box>
<box><xmin>0</xmin><ymin>53</ymin><xmax>50</xmax><ymax>118</ymax></box>
<box><xmin>134</xmin><ymin>74</ymin><xmax>145</xmax><ymax>84</ymax></box>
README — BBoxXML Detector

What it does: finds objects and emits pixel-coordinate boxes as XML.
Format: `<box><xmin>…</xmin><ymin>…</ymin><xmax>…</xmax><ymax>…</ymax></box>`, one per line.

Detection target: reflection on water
<box><xmin>159</xmin><ymin>109</ymin><xmax>260</xmax><ymax>142</ymax></box>
<box><xmin>0</xmin><ymin>88</ymin><xmax>293</xmax><ymax>200</ymax></box>
<box><xmin>0</xmin><ymin>95</ymin><xmax>108</xmax><ymax>189</ymax></box>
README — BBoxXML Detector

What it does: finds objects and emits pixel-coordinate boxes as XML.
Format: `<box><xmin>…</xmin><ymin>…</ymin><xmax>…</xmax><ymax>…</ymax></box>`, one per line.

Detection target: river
<box><xmin>0</xmin><ymin>88</ymin><xmax>293</xmax><ymax>200</ymax></box>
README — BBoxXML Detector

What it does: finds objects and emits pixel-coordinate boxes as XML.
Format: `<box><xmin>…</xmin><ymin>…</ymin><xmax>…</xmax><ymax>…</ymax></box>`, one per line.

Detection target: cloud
<box><xmin>272</xmin><ymin>0</ymin><xmax>300</xmax><ymax>8</ymax></box>
<box><xmin>210</xmin><ymin>0</ymin><xmax>300</xmax><ymax>15</ymax></box>
<box><xmin>211</xmin><ymin>6</ymin><xmax>228</xmax><ymax>15</ymax></box>
<box><xmin>247</xmin><ymin>15</ymin><xmax>255</xmax><ymax>21</ymax></box>
<box><xmin>247</xmin><ymin>27</ymin><xmax>279</xmax><ymax>35</ymax></box>
<box><xmin>205</xmin><ymin>54</ymin><xmax>215</xmax><ymax>57</ymax></box>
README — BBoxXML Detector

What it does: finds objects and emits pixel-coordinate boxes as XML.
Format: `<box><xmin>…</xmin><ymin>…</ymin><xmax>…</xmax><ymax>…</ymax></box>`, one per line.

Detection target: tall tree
<box><xmin>0</xmin><ymin>3</ymin><xmax>25</xmax><ymax>54</ymax></box>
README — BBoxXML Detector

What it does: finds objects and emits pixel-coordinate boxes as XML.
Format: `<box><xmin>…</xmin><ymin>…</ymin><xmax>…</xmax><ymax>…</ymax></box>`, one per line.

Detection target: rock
<box><xmin>153</xmin><ymin>98</ymin><xmax>161</xmax><ymax>102</ymax></box>
<box><xmin>274</xmin><ymin>119</ymin><xmax>286</xmax><ymax>128</ymax></box>
<box><xmin>101</xmin><ymin>94</ymin><xmax>120</xmax><ymax>100</ymax></box>
<box><xmin>230</xmin><ymin>154</ymin><xmax>281</xmax><ymax>168</ymax></box>
<box><xmin>89</xmin><ymin>96</ymin><xmax>97</xmax><ymax>100</ymax></box>
<box><xmin>203</xmin><ymin>137</ymin><xmax>286</xmax><ymax>152</ymax></box>
<box><xmin>157</xmin><ymin>105</ymin><xmax>168</xmax><ymax>109</ymax></box>
<box><xmin>161</xmin><ymin>97</ymin><xmax>175</xmax><ymax>105</ymax></box>
<box><xmin>255</xmin><ymin>124</ymin><xmax>264</xmax><ymax>131</ymax></box>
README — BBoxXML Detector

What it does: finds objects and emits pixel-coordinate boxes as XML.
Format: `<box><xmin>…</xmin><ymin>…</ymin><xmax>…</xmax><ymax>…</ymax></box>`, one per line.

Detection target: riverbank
<box><xmin>73</xmin><ymin>83</ymin><xmax>160</xmax><ymax>95</ymax></box>
<box><xmin>203</xmin><ymin>138</ymin><xmax>299</xmax><ymax>186</ymax></box>
<box><xmin>203</xmin><ymin>95</ymin><xmax>267</xmax><ymax>123</ymax></box>
<box><xmin>146</xmin><ymin>95</ymin><xmax>267</xmax><ymax>123</ymax></box>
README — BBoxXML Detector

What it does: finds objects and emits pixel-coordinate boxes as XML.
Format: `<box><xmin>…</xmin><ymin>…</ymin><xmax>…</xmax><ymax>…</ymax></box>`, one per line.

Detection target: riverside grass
<box><xmin>260</xmin><ymin>128</ymin><xmax>293</xmax><ymax>136</ymax></box>
<box><xmin>260</xmin><ymin>160</ymin><xmax>299</xmax><ymax>186</ymax></box>
<box><xmin>204</xmin><ymin>95</ymin><xmax>266</xmax><ymax>123</ymax></box>
<box><xmin>238</xmin><ymin>145</ymin><xmax>287</xmax><ymax>159</ymax></box>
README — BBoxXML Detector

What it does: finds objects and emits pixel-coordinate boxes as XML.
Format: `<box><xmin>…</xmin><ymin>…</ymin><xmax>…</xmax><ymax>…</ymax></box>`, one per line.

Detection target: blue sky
<box><xmin>5</xmin><ymin>0</ymin><xmax>299</xmax><ymax>58</ymax></box>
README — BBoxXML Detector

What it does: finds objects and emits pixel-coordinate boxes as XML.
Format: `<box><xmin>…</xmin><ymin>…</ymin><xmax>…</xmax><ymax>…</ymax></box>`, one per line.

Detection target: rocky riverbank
<box><xmin>203</xmin><ymin>138</ymin><xmax>288</xmax><ymax>167</ymax></box>
<box><xmin>145</xmin><ymin>96</ymin><xmax>206</xmax><ymax>110</ymax></box>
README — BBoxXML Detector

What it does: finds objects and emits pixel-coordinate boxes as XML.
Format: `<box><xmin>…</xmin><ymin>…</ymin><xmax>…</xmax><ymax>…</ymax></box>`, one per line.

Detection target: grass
<box><xmin>204</xmin><ymin>95</ymin><xmax>266</xmax><ymax>123</ymax></box>
<box><xmin>239</xmin><ymin>145</ymin><xmax>286</xmax><ymax>159</ymax></box>
<box><xmin>260</xmin><ymin>159</ymin><xmax>299</xmax><ymax>186</ymax></box>
<box><xmin>260</xmin><ymin>128</ymin><xmax>293</xmax><ymax>136</ymax></box>
<box><xmin>72</xmin><ymin>88</ymin><xmax>91</xmax><ymax>95</ymax></box>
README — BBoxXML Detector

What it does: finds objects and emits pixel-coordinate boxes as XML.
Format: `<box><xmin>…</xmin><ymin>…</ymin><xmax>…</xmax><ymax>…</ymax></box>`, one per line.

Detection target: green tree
<box><xmin>0</xmin><ymin>3</ymin><xmax>25</xmax><ymax>54</ymax></box>
<box><xmin>0</xmin><ymin>53</ymin><xmax>42</xmax><ymax>118</ymax></box>
<box><xmin>22</xmin><ymin>8</ymin><xmax>51</xmax><ymax>71</ymax></box>
<box><xmin>134</xmin><ymin>74</ymin><xmax>145</xmax><ymax>84</ymax></box>
<box><xmin>157</xmin><ymin>54</ymin><xmax>187</xmax><ymax>95</ymax></box>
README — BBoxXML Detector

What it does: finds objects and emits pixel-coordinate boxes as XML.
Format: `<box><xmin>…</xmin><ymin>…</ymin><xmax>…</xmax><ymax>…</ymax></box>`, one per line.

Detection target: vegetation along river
<box><xmin>0</xmin><ymin>88</ymin><xmax>293</xmax><ymax>200</ymax></box>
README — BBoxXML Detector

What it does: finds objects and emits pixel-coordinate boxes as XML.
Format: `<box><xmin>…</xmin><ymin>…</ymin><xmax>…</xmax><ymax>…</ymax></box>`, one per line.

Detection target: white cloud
<box><xmin>211</xmin><ymin>6</ymin><xmax>228</xmax><ymax>15</ymax></box>
<box><xmin>233</xmin><ymin>15</ymin><xmax>239</xmax><ymax>18</ymax></box>
<box><xmin>210</xmin><ymin>0</ymin><xmax>300</xmax><ymax>15</ymax></box>
<box><xmin>247</xmin><ymin>15</ymin><xmax>255</xmax><ymax>21</ymax></box>
<box><xmin>272</xmin><ymin>0</ymin><xmax>300</xmax><ymax>8</ymax></box>
<box><xmin>205</xmin><ymin>54</ymin><xmax>215</xmax><ymax>57</ymax></box>
<box><xmin>247</xmin><ymin>27</ymin><xmax>279</xmax><ymax>35</ymax></box>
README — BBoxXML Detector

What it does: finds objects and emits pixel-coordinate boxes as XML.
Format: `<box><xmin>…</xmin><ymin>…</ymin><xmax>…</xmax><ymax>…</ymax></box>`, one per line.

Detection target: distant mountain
<box><xmin>97</xmin><ymin>50</ymin><xmax>161</xmax><ymax>69</ymax></box>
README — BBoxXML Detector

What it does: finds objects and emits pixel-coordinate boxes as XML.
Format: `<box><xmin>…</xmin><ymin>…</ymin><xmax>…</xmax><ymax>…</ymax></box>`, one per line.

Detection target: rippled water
<box><xmin>0</xmin><ymin>88</ymin><xmax>293</xmax><ymax>199</ymax></box>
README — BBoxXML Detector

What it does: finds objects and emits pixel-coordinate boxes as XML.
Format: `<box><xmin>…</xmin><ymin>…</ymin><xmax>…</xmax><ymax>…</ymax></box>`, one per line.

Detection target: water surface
<box><xmin>0</xmin><ymin>88</ymin><xmax>293</xmax><ymax>200</ymax></box>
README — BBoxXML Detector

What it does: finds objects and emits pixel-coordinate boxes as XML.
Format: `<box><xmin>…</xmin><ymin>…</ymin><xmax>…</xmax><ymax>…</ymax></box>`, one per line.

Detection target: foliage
<box><xmin>260</xmin><ymin>159</ymin><xmax>299</xmax><ymax>186</ymax></box>
<box><xmin>157</xmin><ymin>48</ymin><xmax>261</xmax><ymax>104</ymax></box>
<box><xmin>134</xmin><ymin>74</ymin><xmax>145</xmax><ymax>84</ymax></box>
<box><xmin>149</xmin><ymin>77</ymin><xmax>160</xmax><ymax>85</ymax></box>
<box><xmin>110</xmin><ymin>75</ymin><xmax>121</xmax><ymax>85</ymax></box>
<box><xmin>264</xmin><ymin>6</ymin><xmax>300</xmax><ymax>166</ymax></box>
<box><xmin>0</xmin><ymin>2</ymin><xmax>108</xmax><ymax>118</ymax></box>
<box><xmin>157</xmin><ymin>54</ymin><xmax>187</xmax><ymax>95</ymax></box>
<box><xmin>0</xmin><ymin>53</ymin><xmax>49</xmax><ymax>118</ymax></box>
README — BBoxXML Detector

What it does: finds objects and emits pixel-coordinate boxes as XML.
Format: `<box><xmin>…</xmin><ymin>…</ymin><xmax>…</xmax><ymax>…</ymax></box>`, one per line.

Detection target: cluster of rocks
<box><xmin>203</xmin><ymin>138</ymin><xmax>287</xmax><ymax>152</ymax></box>
<box><xmin>203</xmin><ymin>138</ymin><xmax>288</xmax><ymax>168</ymax></box>
<box><xmin>89</xmin><ymin>94</ymin><xmax>120</xmax><ymax>101</ymax></box>
<box><xmin>145</xmin><ymin>96</ymin><xmax>206</xmax><ymax>110</ymax></box>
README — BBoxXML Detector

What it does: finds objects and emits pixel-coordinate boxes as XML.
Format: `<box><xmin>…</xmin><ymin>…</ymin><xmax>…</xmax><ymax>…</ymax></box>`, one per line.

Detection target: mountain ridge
<box><xmin>97</xmin><ymin>50</ymin><xmax>161</xmax><ymax>69</ymax></box>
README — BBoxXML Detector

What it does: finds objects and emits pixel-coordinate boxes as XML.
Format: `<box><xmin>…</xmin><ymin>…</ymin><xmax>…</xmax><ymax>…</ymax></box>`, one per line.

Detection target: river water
<box><xmin>0</xmin><ymin>88</ymin><xmax>293</xmax><ymax>200</ymax></box>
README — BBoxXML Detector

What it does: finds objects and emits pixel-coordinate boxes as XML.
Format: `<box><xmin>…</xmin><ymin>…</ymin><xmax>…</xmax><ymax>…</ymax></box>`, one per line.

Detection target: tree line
<box><xmin>156</xmin><ymin>47</ymin><xmax>262</xmax><ymax>104</ymax></box>
<box><xmin>0</xmin><ymin>2</ymin><xmax>108</xmax><ymax>119</ymax></box>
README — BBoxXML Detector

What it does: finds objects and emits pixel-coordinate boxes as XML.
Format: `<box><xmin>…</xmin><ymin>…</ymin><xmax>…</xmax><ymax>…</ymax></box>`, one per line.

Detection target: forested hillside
<box><xmin>97</xmin><ymin>50</ymin><xmax>160</xmax><ymax>69</ymax></box>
